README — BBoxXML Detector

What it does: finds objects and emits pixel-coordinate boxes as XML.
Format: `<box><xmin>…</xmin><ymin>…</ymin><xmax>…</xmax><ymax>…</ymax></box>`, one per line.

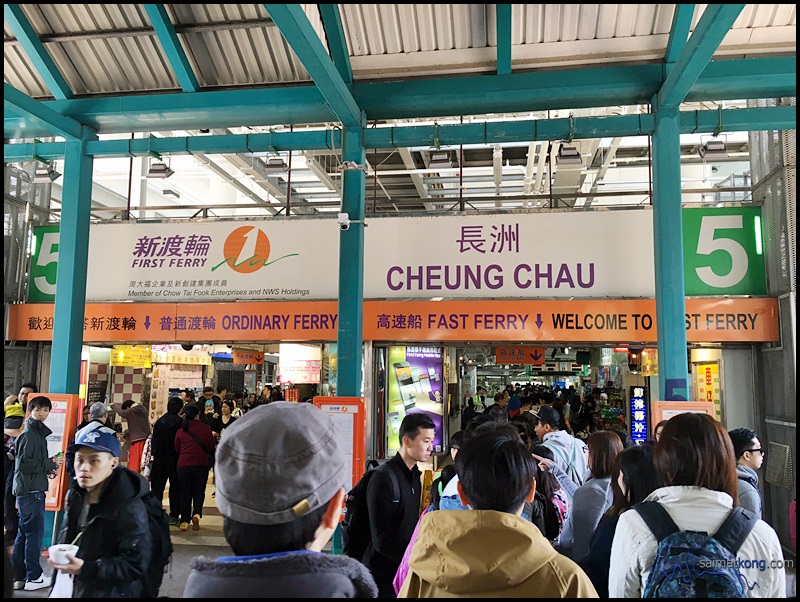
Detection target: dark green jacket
<box><xmin>13</xmin><ymin>419</ymin><xmax>57</xmax><ymax>496</ymax></box>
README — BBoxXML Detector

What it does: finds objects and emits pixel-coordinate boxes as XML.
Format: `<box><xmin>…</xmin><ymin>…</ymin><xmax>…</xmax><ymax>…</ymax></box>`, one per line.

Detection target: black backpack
<box><xmin>341</xmin><ymin>461</ymin><xmax>400</xmax><ymax>562</ymax></box>
<box><xmin>141</xmin><ymin>490</ymin><xmax>174</xmax><ymax>598</ymax></box>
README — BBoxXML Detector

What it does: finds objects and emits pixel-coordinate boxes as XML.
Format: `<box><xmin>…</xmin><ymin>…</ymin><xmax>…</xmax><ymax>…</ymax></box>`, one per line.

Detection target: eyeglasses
<box><xmin>746</xmin><ymin>448</ymin><xmax>765</xmax><ymax>455</ymax></box>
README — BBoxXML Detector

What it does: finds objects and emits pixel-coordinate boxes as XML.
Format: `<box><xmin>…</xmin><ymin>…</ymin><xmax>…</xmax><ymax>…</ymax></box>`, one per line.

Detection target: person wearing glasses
<box><xmin>727</xmin><ymin>427</ymin><xmax>765</xmax><ymax>518</ymax></box>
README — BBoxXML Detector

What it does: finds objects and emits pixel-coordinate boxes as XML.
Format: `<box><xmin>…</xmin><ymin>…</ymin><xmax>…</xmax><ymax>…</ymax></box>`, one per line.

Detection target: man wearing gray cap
<box><xmin>182</xmin><ymin>401</ymin><xmax>378</xmax><ymax>598</ymax></box>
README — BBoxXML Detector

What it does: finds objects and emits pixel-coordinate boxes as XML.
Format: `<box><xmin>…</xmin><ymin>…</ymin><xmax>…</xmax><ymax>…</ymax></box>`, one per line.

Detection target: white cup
<box><xmin>48</xmin><ymin>544</ymin><xmax>79</xmax><ymax>564</ymax></box>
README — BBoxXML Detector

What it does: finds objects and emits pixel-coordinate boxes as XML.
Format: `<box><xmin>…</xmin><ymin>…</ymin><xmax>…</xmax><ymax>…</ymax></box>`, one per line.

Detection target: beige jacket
<box><xmin>398</xmin><ymin>509</ymin><xmax>598</xmax><ymax>598</ymax></box>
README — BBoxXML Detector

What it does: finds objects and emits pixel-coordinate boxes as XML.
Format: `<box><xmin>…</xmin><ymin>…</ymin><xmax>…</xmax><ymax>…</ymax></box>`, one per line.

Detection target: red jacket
<box><xmin>174</xmin><ymin>419</ymin><xmax>216</xmax><ymax>469</ymax></box>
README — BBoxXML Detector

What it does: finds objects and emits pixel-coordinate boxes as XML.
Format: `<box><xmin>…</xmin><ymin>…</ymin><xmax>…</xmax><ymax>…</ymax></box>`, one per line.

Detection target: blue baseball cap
<box><xmin>68</xmin><ymin>426</ymin><xmax>121</xmax><ymax>457</ymax></box>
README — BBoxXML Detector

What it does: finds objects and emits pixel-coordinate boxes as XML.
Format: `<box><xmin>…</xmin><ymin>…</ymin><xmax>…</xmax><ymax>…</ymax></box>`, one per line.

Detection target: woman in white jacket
<box><xmin>608</xmin><ymin>413</ymin><xmax>785</xmax><ymax>598</ymax></box>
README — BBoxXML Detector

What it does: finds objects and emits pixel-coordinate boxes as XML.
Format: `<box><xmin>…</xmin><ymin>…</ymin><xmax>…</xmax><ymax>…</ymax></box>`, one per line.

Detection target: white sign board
<box><xmin>74</xmin><ymin>211</ymin><xmax>655</xmax><ymax>301</ymax></box>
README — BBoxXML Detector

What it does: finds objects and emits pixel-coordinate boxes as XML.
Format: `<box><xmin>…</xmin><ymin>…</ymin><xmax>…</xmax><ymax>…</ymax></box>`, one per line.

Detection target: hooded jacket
<box><xmin>13</xmin><ymin>418</ymin><xmax>57</xmax><ymax>496</ymax></box>
<box><xmin>559</xmin><ymin>475</ymin><xmax>613</xmax><ymax>563</ymax></box>
<box><xmin>541</xmin><ymin>429</ymin><xmax>589</xmax><ymax>487</ymax></box>
<box><xmin>397</xmin><ymin>510</ymin><xmax>598</xmax><ymax>598</ymax></box>
<box><xmin>736</xmin><ymin>464</ymin><xmax>762</xmax><ymax>518</ymax></box>
<box><xmin>56</xmin><ymin>466</ymin><xmax>152</xmax><ymax>598</ymax></box>
<box><xmin>183</xmin><ymin>551</ymin><xmax>378</xmax><ymax>598</ymax></box>
<box><xmin>608</xmin><ymin>486</ymin><xmax>785</xmax><ymax>598</ymax></box>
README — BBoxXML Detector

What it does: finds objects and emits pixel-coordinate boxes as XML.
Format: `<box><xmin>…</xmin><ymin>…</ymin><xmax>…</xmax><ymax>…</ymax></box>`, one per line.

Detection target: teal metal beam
<box><xmin>48</xmin><ymin>132</ymin><xmax>96</xmax><ymax>394</ymax></box>
<box><xmin>656</xmin><ymin>4</ymin><xmax>745</xmax><ymax>110</ymax></box>
<box><xmin>4</xmin><ymin>4</ymin><xmax>73</xmax><ymax>100</ymax></box>
<box><xmin>5</xmin><ymin>86</ymin><xmax>335</xmax><ymax>138</ymax></box>
<box><xmin>496</xmin><ymin>4</ymin><xmax>512</xmax><ymax>75</ymax></box>
<box><xmin>263</xmin><ymin>4</ymin><xmax>360</xmax><ymax>128</ymax></box>
<box><xmin>652</xmin><ymin>107</ymin><xmax>688</xmax><ymax>401</ymax></box>
<box><xmin>4</xmin><ymin>83</ymin><xmax>84</xmax><ymax>140</ymax></box>
<box><xmin>6</xmin><ymin>106</ymin><xmax>795</xmax><ymax>161</ymax></box>
<box><xmin>4</xmin><ymin>57</ymin><xmax>793</xmax><ymax>138</ymax></box>
<box><xmin>143</xmin><ymin>4</ymin><xmax>200</xmax><ymax>93</ymax></box>
<box><xmin>318</xmin><ymin>4</ymin><xmax>353</xmax><ymax>86</ymax></box>
<box><xmin>336</xmin><ymin>122</ymin><xmax>366</xmax><ymax>397</ymax></box>
<box><xmin>689</xmin><ymin>57</ymin><xmax>795</xmax><ymax>101</ymax></box>
<box><xmin>665</xmin><ymin>4</ymin><xmax>695</xmax><ymax>65</ymax></box>
<box><xmin>356</xmin><ymin>58</ymin><xmax>794</xmax><ymax>120</ymax></box>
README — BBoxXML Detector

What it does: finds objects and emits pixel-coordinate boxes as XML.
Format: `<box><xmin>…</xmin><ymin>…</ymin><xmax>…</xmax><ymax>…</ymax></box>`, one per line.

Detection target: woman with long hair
<box><xmin>174</xmin><ymin>404</ymin><xmax>216</xmax><ymax>532</ymax></box>
<box><xmin>583</xmin><ymin>444</ymin><xmax>663</xmax><ymax>597</ymax></box>
<box><xmin>558</xmin><ymin>430</ymin><xmax>623</xmax><ymax>563</ymax></box>
<box><xmin>609</xmin><ymin>413</ymin><xmax>785</xmax><ymax>598</ymax></box>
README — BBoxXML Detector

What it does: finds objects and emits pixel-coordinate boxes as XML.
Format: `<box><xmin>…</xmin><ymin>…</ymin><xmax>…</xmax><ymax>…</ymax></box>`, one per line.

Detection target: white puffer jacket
<box><xmin>609</xmin><ymin>486</ymin><xmax>786</xmax><ymax>598</ymax></box>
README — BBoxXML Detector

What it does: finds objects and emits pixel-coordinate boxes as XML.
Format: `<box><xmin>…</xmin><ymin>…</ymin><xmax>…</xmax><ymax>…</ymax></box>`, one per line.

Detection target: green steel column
<box><xmin>336</xmin><ymin>122</ymin><xmax>366</xmax><ymax>396</ymax></box>
<box><xmin>49</xmin><ymin>134</ymin><xmax>94</xmax><ymax>394</ymax></box>
<box><xmin>652</xmin><ymin>107</ymin><xmax>689</xmax><ymax>401</ymax></box>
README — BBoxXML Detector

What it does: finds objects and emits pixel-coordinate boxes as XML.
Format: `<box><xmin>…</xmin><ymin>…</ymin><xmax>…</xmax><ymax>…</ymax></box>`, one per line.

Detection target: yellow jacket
<box><xmin>398</xmin><ymin>509</ymin><xmax>598</xmax><ymax>598</ymax></box>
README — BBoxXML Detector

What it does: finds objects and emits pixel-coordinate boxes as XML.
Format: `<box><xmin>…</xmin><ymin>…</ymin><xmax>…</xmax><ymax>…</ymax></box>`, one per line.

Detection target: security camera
<box><xmin>337</xmin><ymin>212</ymin><xmax>351</xmax><ymax>231</ymax></box>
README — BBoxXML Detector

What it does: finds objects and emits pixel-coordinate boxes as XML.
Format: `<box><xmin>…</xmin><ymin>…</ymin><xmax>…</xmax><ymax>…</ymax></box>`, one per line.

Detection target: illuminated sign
<box><xmin>630</xmin><ymin>386</ymin><xmax>649</xmax><ymax>444</ymax></box>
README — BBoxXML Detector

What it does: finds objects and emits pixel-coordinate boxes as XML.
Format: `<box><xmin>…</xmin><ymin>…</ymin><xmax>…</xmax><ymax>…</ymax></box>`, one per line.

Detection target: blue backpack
<box><xmin>635</xmin><ymin>502</ymin><xmax>757</xmax><ymax>598</ymax></box>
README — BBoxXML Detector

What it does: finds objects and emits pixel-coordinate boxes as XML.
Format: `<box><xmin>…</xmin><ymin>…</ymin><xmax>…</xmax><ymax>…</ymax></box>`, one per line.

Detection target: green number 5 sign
<box><xmin>683</xmin><ymin>207</ymin><xmax>766</xmax><ymax>295</ymax></box>
<box><xmin>29</xmin><ymin>224</ymin><xmax>61</xmax><ymax>302</ymax></box>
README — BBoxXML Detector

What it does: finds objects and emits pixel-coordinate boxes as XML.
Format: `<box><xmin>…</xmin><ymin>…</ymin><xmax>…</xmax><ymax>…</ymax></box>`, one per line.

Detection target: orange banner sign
<box><xmin>7</xmin><ymin>304</ymin><xmax>176</xmax><ymax>342</ymax></box>
<box><xmin>495</xmin><ymin>346</ymin><xmax>546</xmax><ymax>364</ymax></box>
<box><xmin>362</xmin><ymin>298</ymin><xmax>778</xmax><ymax>343</ymax></box>
<box><xmin>233</xmin><ymin>350</ymin><xmax>265</xmax><ymax>365</ymax></box>
<box><xmin>6</xmin><ymin>297</ymin><xmax>778</xmax><ymax>343</ymax></box>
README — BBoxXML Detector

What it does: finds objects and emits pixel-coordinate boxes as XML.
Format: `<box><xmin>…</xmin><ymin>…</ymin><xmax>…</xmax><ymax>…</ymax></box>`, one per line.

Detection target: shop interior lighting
<box><xmin>33</xmin><ymin>163</ymin><xmax>61</xmax><ymax>183</ymax></box>
<box><xmin>264</xmin><ymin>157</ymin><xmax>288</xmax><ymax>173</ymax></box>
<box><xmin>698</xmin><ymin>139</ymin><xmax>729</xmax><ymax>160</ymax></box>
<box><xmin>556</xmin><ymin>145</ymin><xmax>583</xmax><ymax>165</ymax></box>
<box><xmin>162</xmin><ymin>189</ymin><xmax>181</xmax><ymax>198</ymax></box>
<box><xmin>429</xmin><ymin>151</ymin><xmax>453</xmax><ymax>169</ymax></box>
<box><xmin>146</xmin><ymin>162</ymin><xmax>174</xmax><ymax>178</ymax></box>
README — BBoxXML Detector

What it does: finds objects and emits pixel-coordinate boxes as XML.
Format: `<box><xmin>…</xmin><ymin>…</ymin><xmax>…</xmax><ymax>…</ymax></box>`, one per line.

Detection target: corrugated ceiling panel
<box><xmin>3</xmin><ymin>3</ymin><xmax>796</xmax><ymax>96</ymax></box>
<box><xmin>341</xmin><ymin>4</ymin><xmax>490</xmax><ymax>56</ymax></box>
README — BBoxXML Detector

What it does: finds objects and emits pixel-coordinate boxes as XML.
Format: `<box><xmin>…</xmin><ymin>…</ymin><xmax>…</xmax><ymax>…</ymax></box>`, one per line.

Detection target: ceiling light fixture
<box><xmin>264</xmin><ymin>157</ymin><xmax>288</xmax><ymax>173</ymax></box>
<box><xmin>429</xmin><ymin>151</ymin><xmax>453</xmax><ymax>169</ymax></box>
<box><xmin>556</xmin><ymin>144</ymin><xmax>582</xmax><ymax>165</ymax></box>
<box><xmin>32</xmin><ymin>163</ymin><xmax>61</xmax><ymax>183</ymax></box>
<box><xmin>698</xmin><ymin>138</ymin><xmax>729</xmax><ymax>160</ymax></box>
<box><xmin>146</xmin><ymin>162</ymin><xmax>174</xmax><ymax>179</ymax></box>
<box><xmin>162</xmin><ymin>189</ymin><xmax>180</xmax><ymax>198</ymax></box>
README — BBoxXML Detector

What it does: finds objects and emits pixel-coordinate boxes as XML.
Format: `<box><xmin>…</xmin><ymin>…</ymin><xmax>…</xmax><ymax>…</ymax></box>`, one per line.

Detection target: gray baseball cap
<box><xmin>214</xmin><ymin>401</ymin><xmax>348</xmax><ymax>526</ymax></box>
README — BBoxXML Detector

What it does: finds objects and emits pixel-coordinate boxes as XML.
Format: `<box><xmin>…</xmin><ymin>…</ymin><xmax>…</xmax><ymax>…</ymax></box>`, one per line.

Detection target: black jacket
<box><xmin>56</xmin><ymin>466</ymin><xmax>152</xmax><ymax>598</ymax></box>
<box><xmin>13</xmin><ymin>418</ymin><xmax>57</xmax><ymax>496</ymax></box>
<box><xmin>151</xmin><ymin>412</ymin><xmax>182</xmax><ymax>464</ymax></box>
<box><xmin>363</xmin><ymin>453</ymin><xmax>421</xmax><ymax>596</ymax></box>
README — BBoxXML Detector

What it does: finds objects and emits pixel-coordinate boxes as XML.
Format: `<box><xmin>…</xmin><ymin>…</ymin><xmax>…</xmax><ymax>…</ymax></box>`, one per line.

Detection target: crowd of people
<box><xmin>2</xmin><ymin>379</ymin><xmax>795</xmax><ymax>598</ymax></box>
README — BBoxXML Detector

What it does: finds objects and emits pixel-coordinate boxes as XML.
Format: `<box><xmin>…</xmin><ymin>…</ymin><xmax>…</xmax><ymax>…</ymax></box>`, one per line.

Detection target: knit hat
<box><xmin>214</xmin><ymin>401</ymin><xmax>347</xmax><ymax>526</ymax></box>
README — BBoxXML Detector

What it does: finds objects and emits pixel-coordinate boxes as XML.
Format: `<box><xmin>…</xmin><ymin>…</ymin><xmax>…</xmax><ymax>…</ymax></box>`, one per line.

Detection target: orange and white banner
<box><xmin>7</xmin><ymin>297</ymin><xmax>778</xmax><ymax>344</ymax></box>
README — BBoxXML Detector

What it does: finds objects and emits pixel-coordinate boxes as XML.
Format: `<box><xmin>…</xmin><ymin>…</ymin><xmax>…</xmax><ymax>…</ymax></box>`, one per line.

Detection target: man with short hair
<box><xmin>398</xmin><ymin>425</ymin><xmax>597</xmax><ymax>598</ymax></box>
<box><xmin>12</xmin><ymin>395</ymin><xmax>64</xmax><ymax>591</ymax></box>
<box><xmin>182</xmin><ymin>401</ymin><xmax>377</xmax><ymax>597</ymax></box>
<box><xmin>75</xmin><ymin>401</ymin><xmax>109</xmax><ymax>440</ymax></box>
<box><xmin>4</xmin><ymin>382</ymin><xmax>37</xmax><ymax>545</ymax></box>
<box><xmin>728</xmin><ymin>427</ymin><xmax>765</xmax><ymax>518</ymax></box>
<box><xmin>364</xmin><ymin>413</ymin><xmax>435</xmax><ymax>597</ymax></box>
<box><xmin>49</xmin><ymin>427</ymin><xmax>153</xmax><ymax>597</ymax></box>
<box><xmin>533</xmin><ymin>405</ymin><xmax>588</xmax><ymax>487</ymax></box>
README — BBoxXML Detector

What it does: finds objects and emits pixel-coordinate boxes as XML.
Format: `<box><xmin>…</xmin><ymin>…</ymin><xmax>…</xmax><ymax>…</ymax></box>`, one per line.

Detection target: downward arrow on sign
<box><xmin>530</xmin><ymin>350</ymin><xmax>543</xmax><ymax>362</ymax></box>
<box><xmin>254</xmin><ymin>354</ymin><xmax>264</xmax><ymax>363</ymax></box>
<box><xmin>534</xmin><ymin>313</ymin><xmax>543</xmax><ymax>329</ymax></box>
<box><xmin>144</xmin><ymin>316</ymin><xmax>151</xmax><ymax>330</ymax></box>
